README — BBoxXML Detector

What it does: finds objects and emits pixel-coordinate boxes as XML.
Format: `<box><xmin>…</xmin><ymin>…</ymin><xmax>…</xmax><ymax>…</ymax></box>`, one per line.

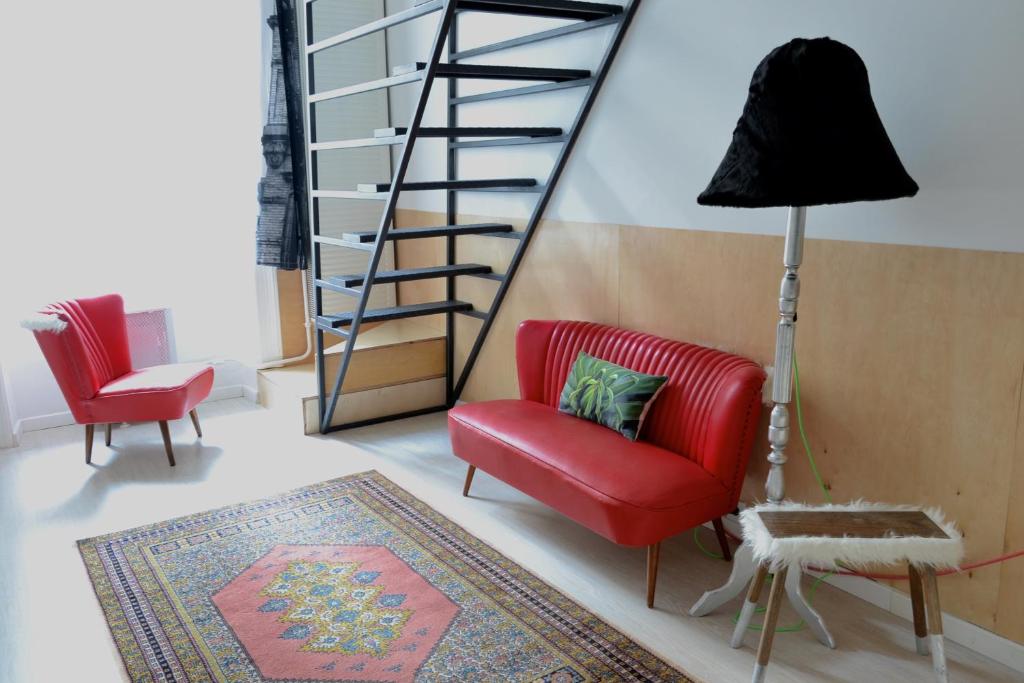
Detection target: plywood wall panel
<box><xmin>276</xmin><ymin>269</ymin><xmax>310</xmax><ymax>359</ymax></box>
<box><xmin>384</xmin><ymin>208</ymin><xmax>1024</xmax><ymax>642</ymax></box>
<box><xmin>451</xmin><ymin>214</ymin><xmax>620</xmax><ymax>403</ymax></box>
<box><xmin>995</xmin><ymin>359</ymin><xmax>1024</xmax><ymax>642</ymax></box>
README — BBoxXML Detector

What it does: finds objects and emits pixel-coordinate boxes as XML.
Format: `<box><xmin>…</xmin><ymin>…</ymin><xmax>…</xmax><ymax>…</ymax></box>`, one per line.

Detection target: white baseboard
<box><xmin>710</xmin><ymin>516</ymin><xmax>1024</xmax><ymax>674</ymax></box>
<box><xmin>15</xmin><ymin>410</ymin><xmax>74</xmax><ymax>434</ymax></box>
<box><xmin>13</xmin><ymin>385</ymin><xmax>258</xmax><ymax>436</ymax></box>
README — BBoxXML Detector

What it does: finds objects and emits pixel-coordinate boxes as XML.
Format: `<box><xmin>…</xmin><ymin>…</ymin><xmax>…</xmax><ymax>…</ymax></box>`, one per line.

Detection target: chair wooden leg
<box><xmin>752</xmin><ymin>566</ymin><xmax>788</xmax><ymax>683</ymax></box>
<box><xmin>158</xmin><ymin>420</ymin><xmax>176</xmax><ymax>467</ymax></box>
<box><xmin>189</xmin><ymin>408</ymin><xmax>202</xmax><ymax>438</ymax></box>
<box><xmin>85</xmin><ymin>424</ymin><xmax>94</xmax><ymax>464</ymax></box>
<box><xmin>908</xmin><ymin>563</ymin><xmax>930</xmax><ymax>656</ymax></box>
<box><xmin>921</xmin><ymin>567</ymin><xmax>948</xmax><ymax>683</ymax></box>
<box><xmin>462</xmin><ymin>465</ymin><xmax>476</xmax><ymax>497</ymax></box>
<box><xmin>713</xmin><ymin>517</ymin><xmax>733</xmax><ymax>561</ymax></box>
<box><xmin>646</xmin><ymin>542</ymin><xmax>661</xmax><ymax>608</ymax></box>
<box><xmin>105</xmin><ymin>423</ymin><xmax>112</xmax><ymax>447</ymax></box>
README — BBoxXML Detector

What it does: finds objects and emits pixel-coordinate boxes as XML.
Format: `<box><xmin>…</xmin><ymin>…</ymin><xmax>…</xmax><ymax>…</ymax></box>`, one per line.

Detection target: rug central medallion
<box><xmin>213</xmin><ymin>544</ymin><xmax>458</xmax><ymax>680</ymax></box>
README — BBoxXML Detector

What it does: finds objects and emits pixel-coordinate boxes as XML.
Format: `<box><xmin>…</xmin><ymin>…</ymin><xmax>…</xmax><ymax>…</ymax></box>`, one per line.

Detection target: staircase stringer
<box><xmin>317</xmin><ymin>0</ymin><xmax>457</xmax><ymax>433</ymax></box>
<box><xmin>450</xmin><ymin>0</ymin><xmax>643</xmax><ymax>400</ymax></box>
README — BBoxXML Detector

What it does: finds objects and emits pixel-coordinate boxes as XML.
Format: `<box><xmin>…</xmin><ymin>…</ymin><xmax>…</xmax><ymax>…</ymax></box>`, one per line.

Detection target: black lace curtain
<box><xmin>256</xmin><ymin>1</ymin><xmax>309</xmax><ymax>270</ymax></box>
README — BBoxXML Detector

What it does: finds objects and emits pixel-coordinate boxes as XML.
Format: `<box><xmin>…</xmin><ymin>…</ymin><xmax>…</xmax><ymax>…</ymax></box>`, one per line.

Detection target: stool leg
<box><xmin>732</xmin><ymin>563</ymin><xmax>768</xmax><ymax>648</ymax></box>
<box><xmin>921</xmin><ymin>567</ymin><xmax>948</xmax><ymax>683</ymax></box>
<box><xmin>908</xmin><ymin>563</ymin><xmax>930</xmax><ymax>656</ymax></box>
<box><xmin>752</xmin><ymin>566</ymin><xmax>788</xmax><ymax>683</ymax></box>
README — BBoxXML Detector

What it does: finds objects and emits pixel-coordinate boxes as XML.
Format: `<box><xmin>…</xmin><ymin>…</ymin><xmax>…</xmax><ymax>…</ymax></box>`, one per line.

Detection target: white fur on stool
<box><xmin>741</xmin><ymin>500</ymin><xmax>964</xmax><ymax>572</ymax></box>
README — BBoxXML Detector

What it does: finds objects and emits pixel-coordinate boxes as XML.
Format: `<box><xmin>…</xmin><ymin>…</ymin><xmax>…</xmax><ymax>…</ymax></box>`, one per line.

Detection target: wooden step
<box><xmin>331</xmin><ymin>263</ymin><xmax>492</xmax><ymax>288</ymax></box>
<box><xmin>392</xmin><ymin>62</ymin><xmax>591</xmax><ymax>82</ymax></box>
<box><xmin>456</xmin><ymin>0</ymin><xmax>623</xmax><ymax>20</ymax></box>
<box><xmin>343</xmin><ymin>223</ymin><xmax>516</xmax><ymax>243</ymax></box>
<box><xmin>257</xmin><ymin>320</ymin><xmax>447</xmax><ymax>434</ymax></box>
<box><xmin>374</xmin><ymin>126</ymin><xmax>563</xmax><ymax>138</ymax></box>
<box><xmin>318</xmin><ymin>300</ymin><xmax>474</xmax><ymax>328</ymax></box>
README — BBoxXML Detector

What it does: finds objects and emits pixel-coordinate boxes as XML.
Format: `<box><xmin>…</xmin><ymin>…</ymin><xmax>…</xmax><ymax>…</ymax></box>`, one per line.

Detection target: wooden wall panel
<box><xmin>276</xmin><ymin>269</ymin><xmax>310</xmax><ymax>359</ymax></box>
<box><xmin>620</xmin><ymin>227</ymin><xmax>1024</xmax><ymax>632</ymax></box>
<box><xmin>996</xmin><ymin>366</ymin><xmax>1024</xmax><ymax>642</ymax></box>
<box><xmin>387</xmin><ymin>208</ymin><xmax>1024</xmax><ymax>643</ymax></box>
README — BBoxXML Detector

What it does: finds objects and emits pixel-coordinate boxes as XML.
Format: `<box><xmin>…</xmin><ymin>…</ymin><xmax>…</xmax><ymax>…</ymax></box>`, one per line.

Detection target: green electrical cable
<box><xmin>792</xmin><ymin>349</ymin><xmax>832</xmax><ymax>504</ymax></box>
<box><xmin>730</xmin><ymin>570</ymin><xmax>834</xmax><ymax>632</ymax></box>
<box><xmin>701</xmin><ymin>348</ymin><xmax>836</xmax><ymax>633</ymax></box>
<box><xmin>693</xmin><ymin>527</ymin><xmax>723</xmax><ymax>560</ymax></box>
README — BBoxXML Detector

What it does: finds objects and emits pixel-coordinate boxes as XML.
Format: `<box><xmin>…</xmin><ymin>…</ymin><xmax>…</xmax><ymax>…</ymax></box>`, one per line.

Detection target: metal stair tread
<box><xmin>331</xmin><ymin>263</ymin><xmax>493</xmax><ymax>287</ymax></box>
<box><xmin>342</xmin><ymin>223</ymin><xmax>516</xmax><ymax>243</ymax></box>
<box><xmin>356</xmin><ymin>178</ymin><xmax>538</xmax><ymax>193</ymax></box>
<box><xmin>392</xmin><ymin>62</ymin><xmax>591</xmax><ymax>82</ymax></box>
<box><xmin>374</xmin><ymin>126</ymin><xmax>563</xmax><ymax>138</ymax></box>
<box><xmin>318</xmin><ymin>300</ymin><xmax>475</xmax><ymax>328</ymax></box>
<box><xmin>455</xmin><ymin>0</ymin><xmax>623</xmax><ymax>20</ymax></box>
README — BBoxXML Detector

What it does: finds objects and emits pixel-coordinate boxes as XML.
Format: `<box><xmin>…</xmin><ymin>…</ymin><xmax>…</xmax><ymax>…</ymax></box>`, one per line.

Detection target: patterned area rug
<box><xmin>79</xmin><ymin>471</ymin><xmax>694</xmax><ymax>682</ymax></box>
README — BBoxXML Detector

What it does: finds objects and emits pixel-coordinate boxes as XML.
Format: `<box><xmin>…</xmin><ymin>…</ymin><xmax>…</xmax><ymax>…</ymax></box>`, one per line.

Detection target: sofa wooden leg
<box><xmin>189</xmin><ymin>409</ymin><xmax>202</xmax><ymax>438</ymax></box>
<box><xmin>713</xmin><ymin>517</ymin><xmax>733</xmax><ymax>561</ymax></box>
<box><xmin>646</xmin><ymin>542</ymin><xmax>661</xmax><ymax>608</ymax></box>
<box><xmin>462</xmin><ymin>465</ymin><xmax>476</xmax><ymax>497</ymax></box>
<box><xmin>158</xmin><ymin>421</ymin><xmax>176</xmax><ymax>467</ymax></box>
<box><xmin>105</xmin><ymin>423</ymin><xmax>112</xmax><ymax>447</ymax></box>
<box><xmin>85</xmin><ymin>424</ymin><xmax>95</xmax><ymax>464</ymax></box>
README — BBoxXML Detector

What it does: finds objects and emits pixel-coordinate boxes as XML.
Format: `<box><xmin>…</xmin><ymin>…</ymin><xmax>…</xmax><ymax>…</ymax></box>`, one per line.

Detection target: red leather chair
<box><xmin>27</xmin><ymin>294</ymin><xmax>214</xmax><ymax>466</ymax></box>
<box><xmin>449</xmin><ymin>320</ymin><xmax>766</xmax><ymax>607</ymax></box>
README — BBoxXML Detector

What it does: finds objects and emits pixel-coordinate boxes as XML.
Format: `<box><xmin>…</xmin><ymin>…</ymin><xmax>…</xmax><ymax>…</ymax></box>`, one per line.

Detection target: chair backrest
<box><xmin>516</xmin><ymin>320</ymin><xmax>766</xmax><ymax>497</ymax></box>
<box><xmin>31</xmin><ymin>294</ymin><xmax>132</xmax><ymax>416</ymax></box>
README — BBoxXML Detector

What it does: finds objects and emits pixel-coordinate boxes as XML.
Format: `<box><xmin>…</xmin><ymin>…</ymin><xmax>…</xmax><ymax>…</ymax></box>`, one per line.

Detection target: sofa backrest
<box><xmin>516</xmin><ymin>320</ymin><xmax>766</xmax><ymax>496</ymax></box>
<box><xmin>32</xmin><ymin>294</ymin><xmax>132</xmax><ymax>409</ymax></box>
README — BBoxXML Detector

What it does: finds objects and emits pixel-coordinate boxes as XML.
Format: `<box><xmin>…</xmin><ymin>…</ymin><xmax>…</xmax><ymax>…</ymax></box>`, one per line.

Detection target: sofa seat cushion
<box><xmin>80</xmin><ymin>363</ymin><xmax>215</xmax><ymax>423</ymax></box>
<box><xmin>448</xmin><ymin>399</ymin><xmax>733</xmax><ymax>547</ymax></box>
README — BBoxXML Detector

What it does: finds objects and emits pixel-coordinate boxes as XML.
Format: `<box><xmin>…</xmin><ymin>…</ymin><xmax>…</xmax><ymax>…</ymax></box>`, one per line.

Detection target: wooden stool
<box><xmin>734</xmin><ymin>503</ymin><xmax>963</xmax><ymax>683</ymax></box>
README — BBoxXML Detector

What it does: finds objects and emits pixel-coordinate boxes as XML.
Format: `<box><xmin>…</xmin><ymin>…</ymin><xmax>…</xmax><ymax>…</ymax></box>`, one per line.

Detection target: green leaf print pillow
<box><xmin>557</xmin><ymin>351</ymin><xmax>669</xmax><ymax>441</ymax></box>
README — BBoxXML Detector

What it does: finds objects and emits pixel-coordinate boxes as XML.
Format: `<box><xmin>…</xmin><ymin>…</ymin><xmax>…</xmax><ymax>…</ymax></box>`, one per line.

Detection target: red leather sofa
<box><xmin>29</xmin><ymin>294</ymin><xmax>214</xmax><ymax>466</ymax></box>
<box><xmin>449</xmin><ymin>320</ymin><xmax>766</xmax><ymax>607</ymax></box>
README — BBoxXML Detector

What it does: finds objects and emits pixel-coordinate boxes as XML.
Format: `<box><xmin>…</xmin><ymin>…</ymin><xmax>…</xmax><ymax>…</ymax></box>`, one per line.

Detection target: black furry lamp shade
<box><xmin>698</xmin><ymin>37</ymin><xmax>918</xmax><ymax>208</ymax></box>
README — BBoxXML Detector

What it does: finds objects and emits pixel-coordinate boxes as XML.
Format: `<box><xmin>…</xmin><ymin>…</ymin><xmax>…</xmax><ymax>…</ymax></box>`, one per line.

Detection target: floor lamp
<box><xmin>687</xmin><ymin>37</ymin><xmax>919</xmax><ymax>646</ymax></box>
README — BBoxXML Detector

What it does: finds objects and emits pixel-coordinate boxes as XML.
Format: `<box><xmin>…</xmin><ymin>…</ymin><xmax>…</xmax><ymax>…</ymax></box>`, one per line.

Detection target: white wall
<box><xmin>2</xmin><ymin>1</ymin><xmax>265</xmax><ymax>434</ymax></box>
<box><xmin>386</xmin><ymin>0</ymin><xmax>1024</xmax><ymax>253</ymax></box>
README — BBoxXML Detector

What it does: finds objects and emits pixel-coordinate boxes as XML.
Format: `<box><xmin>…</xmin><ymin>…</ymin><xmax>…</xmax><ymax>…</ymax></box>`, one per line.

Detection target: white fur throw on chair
<box><xmin>741</xmin><ymin>501</ymin><xmax>964</xmax><ymax>571</ymax></box>
<box><xmin>19</xmin><ymin>313</ymin><xmax>67</xmax><ymax>333</ymax></box>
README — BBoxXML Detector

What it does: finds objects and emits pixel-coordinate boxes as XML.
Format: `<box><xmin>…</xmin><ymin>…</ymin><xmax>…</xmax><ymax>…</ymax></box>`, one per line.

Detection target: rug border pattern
<box><xmin>77</xmin><ymin>470</ymin><xmax>696</xmax><ymax>683</ymax></box>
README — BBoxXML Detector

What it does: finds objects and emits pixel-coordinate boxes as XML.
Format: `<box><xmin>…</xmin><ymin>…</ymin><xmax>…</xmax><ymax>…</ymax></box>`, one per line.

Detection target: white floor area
<box><xmin>0</xmin><ymin>398</ymin><xmax>1020</xmax><ymax>682</ymax></box>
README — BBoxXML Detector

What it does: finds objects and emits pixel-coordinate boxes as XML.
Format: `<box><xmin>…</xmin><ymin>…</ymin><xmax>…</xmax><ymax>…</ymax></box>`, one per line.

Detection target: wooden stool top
<box><xmin>757</xmin><ymin>510</ymin><xmax>950</xmax><ymax>540</ymax></box>
<box><xmin>740</xmin><ymin>503</ymin><xmax>963</xmax><ymax>571</ymax></box>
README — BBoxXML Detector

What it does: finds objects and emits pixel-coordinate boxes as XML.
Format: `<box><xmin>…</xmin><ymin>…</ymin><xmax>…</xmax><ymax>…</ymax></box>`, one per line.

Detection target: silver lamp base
<box><xmin>689</xmin><ymin>207</ymin><xmax>836</xmax><ymax>651</ymax></box>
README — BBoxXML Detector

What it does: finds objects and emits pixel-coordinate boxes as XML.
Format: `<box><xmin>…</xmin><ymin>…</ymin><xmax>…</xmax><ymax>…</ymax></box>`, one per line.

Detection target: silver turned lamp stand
<box><xmin>689</xmin><ymin>206</ymin><xmax>837</xmax><ymax>651</ymax></box>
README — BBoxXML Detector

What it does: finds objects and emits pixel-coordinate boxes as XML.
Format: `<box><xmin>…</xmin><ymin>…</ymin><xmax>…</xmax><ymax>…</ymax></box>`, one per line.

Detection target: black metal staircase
<box><xmin>303</xmin><ymin>0</ymin><xmax>641</xmax><ymax>433</ymax></box>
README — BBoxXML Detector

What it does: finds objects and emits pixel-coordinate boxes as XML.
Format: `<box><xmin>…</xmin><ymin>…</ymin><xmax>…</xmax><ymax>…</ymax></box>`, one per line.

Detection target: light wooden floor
<box><xmin>0</xmin><ymin>398</ymin><xmax>1019</xmax><ymax>682</ymax></box>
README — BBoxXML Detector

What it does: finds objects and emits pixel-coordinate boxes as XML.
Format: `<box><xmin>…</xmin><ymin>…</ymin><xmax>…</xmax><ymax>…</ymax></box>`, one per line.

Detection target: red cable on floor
<box><xmin>722</xmin><ymin>529</ymin><xmax>1024</xmax><ymax>580</ymax></box>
